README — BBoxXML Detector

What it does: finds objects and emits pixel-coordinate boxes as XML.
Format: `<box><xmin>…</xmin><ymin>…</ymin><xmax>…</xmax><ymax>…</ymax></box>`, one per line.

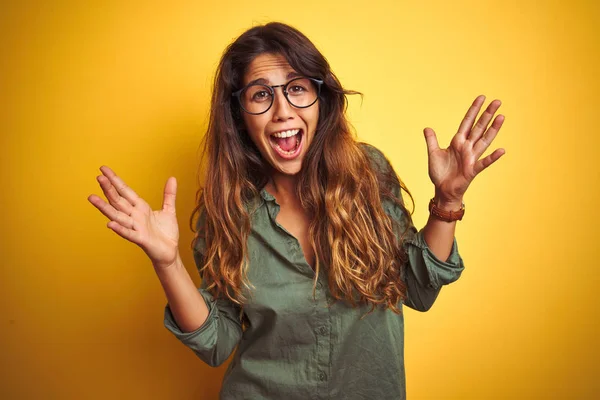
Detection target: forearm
<box><xmin>154</xmin><ymin>253</ymin><xmax>210</xmax><ymax>333</ymax></box>
<box><xmin>422</xmin><ymin>196</ymin><xmax>463</xmax><ymax>262</ymax></box>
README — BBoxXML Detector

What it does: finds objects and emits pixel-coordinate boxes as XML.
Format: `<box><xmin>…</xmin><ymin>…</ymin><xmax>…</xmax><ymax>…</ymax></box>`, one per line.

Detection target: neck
<box><xmin>266</xmin><ymin>171</ymin><xmax>300</xmax><ymax>206</ymax></box>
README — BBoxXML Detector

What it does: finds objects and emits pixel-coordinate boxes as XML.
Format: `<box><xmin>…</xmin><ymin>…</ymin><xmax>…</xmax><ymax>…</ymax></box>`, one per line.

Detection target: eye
<box><xmin>252</xmin><ymin>90</ymin><xmax>271</xmax><ymax>102</ymax></box>
<box><xmin>288</xmin><ymin>85</ymin><xmax>306</xmax><ymax>94</ymax></box>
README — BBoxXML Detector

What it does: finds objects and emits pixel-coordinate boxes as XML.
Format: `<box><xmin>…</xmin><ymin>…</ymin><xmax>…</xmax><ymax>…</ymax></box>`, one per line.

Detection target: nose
<box><xmin>271</xmin><ymin>86</ymin><xmax>294</xmax><ymax>121</ymax></box>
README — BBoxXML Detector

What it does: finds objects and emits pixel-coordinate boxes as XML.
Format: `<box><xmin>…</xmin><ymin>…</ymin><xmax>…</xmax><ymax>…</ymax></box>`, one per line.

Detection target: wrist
<box><xmin>434</xmin><ymin>197</ymin><xmax>464</xmax><ymax>212</ymax></box>
<box><xmin>432</xmin><ymin>191</ymin><xmax>464</xmax><ymax>212</ymax></box>
<box><xmin>153</xmin><ymin>251</ymin><xmax>183</xmax><ymax>273</ymax></box>
<box><xmin>429</xmin><ymin>194</ymin><xmax>465</xmax><ymax>222</ymax></box>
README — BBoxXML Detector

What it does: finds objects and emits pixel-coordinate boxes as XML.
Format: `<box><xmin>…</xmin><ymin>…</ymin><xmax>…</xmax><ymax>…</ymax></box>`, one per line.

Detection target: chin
<box><xmin>274</xmin><ymin>159</ymin><xmax>303</xmax><ymax>175</ymax></box>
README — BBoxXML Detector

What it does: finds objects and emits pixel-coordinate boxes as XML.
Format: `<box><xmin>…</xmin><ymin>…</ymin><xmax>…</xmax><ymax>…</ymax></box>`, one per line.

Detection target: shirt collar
<box><xmin>260</xmin><ymin>187</ymin><xmax>276</xmax><ymax>203</ymax></box>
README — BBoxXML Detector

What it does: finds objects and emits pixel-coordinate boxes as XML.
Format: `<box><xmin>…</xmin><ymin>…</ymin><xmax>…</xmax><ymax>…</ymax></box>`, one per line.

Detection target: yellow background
<box><xmin>1</xmin><ymin>0</ymin><xmax>598</xmax><ymax>398</ymax></box>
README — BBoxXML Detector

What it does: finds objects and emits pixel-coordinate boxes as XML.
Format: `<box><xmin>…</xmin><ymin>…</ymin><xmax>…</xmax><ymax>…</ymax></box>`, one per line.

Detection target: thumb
<box><xmin>162</xmin><ymin>177</ymin><xmax>177</xmax><ymax>214</ymax></box>
<box><xmin>423</xmin><ymin>127</ymin><xmax>440</xmax><ymax>155</ymax></box>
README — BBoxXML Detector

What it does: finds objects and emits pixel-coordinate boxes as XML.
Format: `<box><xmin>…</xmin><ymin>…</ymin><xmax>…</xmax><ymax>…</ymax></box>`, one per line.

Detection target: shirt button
<box><xmin>318</xmin><ymin>372</ymin><xmax>326</xmax><ymax>381</ymax></box>
<box><xmin>316</xmin><ymin>281</ymin><xmax>323</xmax><ymax>289</ymax></box>
<box><xmin>318</xmin><ymin>326</ymin><xmax>327</xmax><ymax>335</ymax></box>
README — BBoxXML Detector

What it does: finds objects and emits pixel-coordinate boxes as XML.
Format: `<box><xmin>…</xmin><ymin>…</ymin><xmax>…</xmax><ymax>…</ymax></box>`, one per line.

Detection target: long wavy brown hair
<box><xmin>189</xmin><ymin>22</ymin><xmax>415</xmax><ymax>317</ymax></box>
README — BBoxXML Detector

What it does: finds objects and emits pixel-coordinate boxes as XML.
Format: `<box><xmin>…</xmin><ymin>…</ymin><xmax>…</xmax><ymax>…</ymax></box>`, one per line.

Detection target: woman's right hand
<box><xmin>88</xmin><ymin>166</ymin><xmax>180</xmax><ymax>271</ymax></box>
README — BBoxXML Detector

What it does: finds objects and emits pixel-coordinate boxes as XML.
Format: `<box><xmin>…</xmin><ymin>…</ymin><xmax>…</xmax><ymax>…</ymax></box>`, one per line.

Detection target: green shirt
<box><xmin>164</xmin><ymin>144</ymin><xmax>465</xmax><ymax>399</ymax></box>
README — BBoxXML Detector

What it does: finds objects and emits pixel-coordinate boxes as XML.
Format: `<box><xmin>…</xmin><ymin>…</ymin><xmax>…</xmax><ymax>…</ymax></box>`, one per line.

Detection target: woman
<box><xmin>88</xmin><ymin>22</ymin><xmax>505</xmax><ymax>399</ymax></box>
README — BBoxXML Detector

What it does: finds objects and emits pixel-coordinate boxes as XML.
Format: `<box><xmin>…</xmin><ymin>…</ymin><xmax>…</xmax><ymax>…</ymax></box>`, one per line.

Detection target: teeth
<box><xmin>271</xmin><ymin>129</ymin><xmax>300</xmax><ymax>138</ymax></box>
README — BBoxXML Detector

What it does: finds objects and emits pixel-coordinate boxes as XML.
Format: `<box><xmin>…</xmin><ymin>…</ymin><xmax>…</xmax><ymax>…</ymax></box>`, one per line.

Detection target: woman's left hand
<box><xmin>423</xmin><ymin>95</ymin><xmax>506</xmax><ymax>205</ymax></box>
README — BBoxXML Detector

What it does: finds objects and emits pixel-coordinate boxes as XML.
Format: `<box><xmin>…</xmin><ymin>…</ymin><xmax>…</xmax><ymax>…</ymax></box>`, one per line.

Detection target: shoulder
<box><xmin>358</xmin><ymin>142</ymin><xmax>405</xmax><ymax>201</ymax></box>
<box><xmin>358</xmin><ymin>142</ymin><xmax>394</xmax><ymax>175</ymax></box>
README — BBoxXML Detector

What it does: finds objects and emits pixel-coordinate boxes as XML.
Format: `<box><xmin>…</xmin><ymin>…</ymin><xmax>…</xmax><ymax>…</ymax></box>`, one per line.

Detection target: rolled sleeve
<box><xmin>404</xmin><ymin>228</ymin><xmax>465</xmax><ymax>290</ymax></box>
<box><xmin>164</xmin><ymin>289</ymin><xmax>215</xmax><ymax>340</ymax></box>
<box><xmin>398</xmin><ymin>227</ymin><xmax>465</xmax><ymax>312</ymax></box>
<box><xmin>163</xmin><ymin>285</ymin><xmax>243</xmax><ymax>367</ymax></box>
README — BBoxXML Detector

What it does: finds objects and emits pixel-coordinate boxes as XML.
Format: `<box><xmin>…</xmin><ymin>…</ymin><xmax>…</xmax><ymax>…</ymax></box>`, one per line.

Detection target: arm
<box><xmin>408</xmin><ymin>93</ymin><xmax>506</xmax><ymax>308</ymax></box>
<box><xmin>418</xmin><ymin>94</ymin><xmax>506</xmax><ymax>273</ymax></box>
<box><xmin>156</xmin><ymin>254</ymin><xmax>210</xmax><ymax>333</ymax></box>
<box><xmin>360</xmin><ymin>143</ymin><xmax>465</xmax><ymax>312</ymax></box>
<box><xmin>422</xmin><ymin>194</ymin><xmax>463</xmax><ymax>263</ymax></box>
<box><xmin>88</xmin><ymin>164</ymin><xmax>242</xmax><ymax>366</ymax></box>
<box><xmin>162</xmin><ymin>213</ymin><xmax>243</xmax><ymax>367</ymax></box>
<box><xmin>163</xmin><ymin>277</ymin><xmax>243</xmax><ymax>367</ymax></box>
<box><xmin>401</xmin><ymin>227</ymin><xmax>464</xmax><ymax>312</ymax></box>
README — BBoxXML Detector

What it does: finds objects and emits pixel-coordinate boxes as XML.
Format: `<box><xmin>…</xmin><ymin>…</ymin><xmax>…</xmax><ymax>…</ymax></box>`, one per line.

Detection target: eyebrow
<box><xmin>246</xmin><ymin>71</ymin><xmax>303</xmax><ymax>86</ymax></box>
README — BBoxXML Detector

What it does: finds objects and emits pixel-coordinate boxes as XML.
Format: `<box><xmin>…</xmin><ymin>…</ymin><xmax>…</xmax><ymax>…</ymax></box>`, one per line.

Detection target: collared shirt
<box><xmin>164</xmin><ymin>144</ymin><xmax>465</xmax><ymax>399</ymax></box>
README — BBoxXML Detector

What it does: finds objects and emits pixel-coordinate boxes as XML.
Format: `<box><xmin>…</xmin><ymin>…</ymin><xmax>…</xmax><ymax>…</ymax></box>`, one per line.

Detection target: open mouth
<box><xmin>268</xmin><ymin>128</ymin><xmax>303</xmax><ymax>159</ymax></box>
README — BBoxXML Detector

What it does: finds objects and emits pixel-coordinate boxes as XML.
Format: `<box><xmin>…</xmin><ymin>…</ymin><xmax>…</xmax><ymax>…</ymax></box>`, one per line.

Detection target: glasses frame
<box><xmin>232</xmin><ymin>76</ymin><xmax>324</xmax><ymax>115</ymax></box>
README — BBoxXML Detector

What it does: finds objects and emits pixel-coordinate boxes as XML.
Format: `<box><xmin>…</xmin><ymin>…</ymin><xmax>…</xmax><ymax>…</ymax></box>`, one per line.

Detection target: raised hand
<box><xmin>423</xmin><ymin>95</ymin><xmax>506</xmax><ymax>204</ymax></box>
<box><xmin>88</xmin><ymin>166</ymin><xmax>180</xmax><ymax>270</ymax></box>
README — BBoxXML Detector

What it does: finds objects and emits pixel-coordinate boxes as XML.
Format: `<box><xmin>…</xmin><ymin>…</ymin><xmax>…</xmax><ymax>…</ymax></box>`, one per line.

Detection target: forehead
<box><xmin>243</xmin><ymin>53</ymin><xmax>298</xmax><ymax>85</ymax></box>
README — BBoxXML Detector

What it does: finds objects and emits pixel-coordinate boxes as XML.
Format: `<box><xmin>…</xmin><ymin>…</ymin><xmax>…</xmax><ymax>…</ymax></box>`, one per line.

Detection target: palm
<box><xmin>147</xmin><ymin>209</ymin><xmax>179</xmax><ymax>245</ymax></box>
<box><xmin>424</xmin><ymin>95</ymin><xmax>506</xmax><ymax>202</ymax></box>
<box><xmin>88</xmin><ymin>166</ymin><xmax>180</xmax><ymax>269</ymax></box>
<box><xmin>133</xmin><ymin>202</ymin><xmax>180</xmax><ymax>262</ymax></box>
<box><xmin>428</xmin><ymin>136</ymin><xmax>476</xmax><ymax>199</ymax></box>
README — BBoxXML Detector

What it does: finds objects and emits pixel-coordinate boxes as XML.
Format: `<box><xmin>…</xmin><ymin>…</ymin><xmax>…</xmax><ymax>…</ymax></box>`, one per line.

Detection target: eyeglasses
<box><xmin>232</xmin><ymin>77</ymin><xmax>323</xmax><ymax>115</ymax></box>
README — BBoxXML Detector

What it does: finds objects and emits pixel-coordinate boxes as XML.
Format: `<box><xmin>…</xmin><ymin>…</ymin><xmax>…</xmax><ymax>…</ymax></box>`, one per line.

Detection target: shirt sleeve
<box><xmin>163</xmin><ymin>210</ymin><xmax>244</xmax><ymax>367</ymax></box>
<box><xmin>362</xmin><ymin>143</ymin><xmax>466</xmax><ymax>312</ymax></box>
<box><xmin>400</xmin><ymin>227</ymin><xmax>464</xmax><ymax>312</ymax></box>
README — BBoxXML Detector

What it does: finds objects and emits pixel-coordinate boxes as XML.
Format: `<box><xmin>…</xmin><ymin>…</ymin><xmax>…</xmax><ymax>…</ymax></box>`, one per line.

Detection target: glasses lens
<box><xmin>241</xmin><ymin>84</ymin><xmax>273</xmax><ymax>114</ymax></box>
<box><xmin>286</xmin><ymin>78</ymin><xmax>318</xmax><ymax>108</ymax></box>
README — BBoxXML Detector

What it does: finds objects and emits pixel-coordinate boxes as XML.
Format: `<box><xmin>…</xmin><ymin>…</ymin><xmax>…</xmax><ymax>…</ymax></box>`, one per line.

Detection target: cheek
<box><xmin>305</xmin><ymin>109</ymin><xmax>320</xmax><ymax>135</ymax></box>
<box><xmin>244</xmin><ymin>116</ymin><xmax>258</xmax><ymax>140</ymax></box>
<box><xmin>242</xmin><ymin>116</ymin><xmax>267</xmax><ymax>146</ymax></box>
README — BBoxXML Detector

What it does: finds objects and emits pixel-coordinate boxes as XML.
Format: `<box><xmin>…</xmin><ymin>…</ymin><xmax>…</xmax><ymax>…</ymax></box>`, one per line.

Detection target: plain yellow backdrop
<box><xmin>1</xmin><ymin>0</ymin><xmax>598</xmax><ymax>399</ymax></box>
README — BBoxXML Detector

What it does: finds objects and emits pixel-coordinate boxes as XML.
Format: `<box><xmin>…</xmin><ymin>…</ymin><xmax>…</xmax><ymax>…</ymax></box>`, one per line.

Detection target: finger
<box><xmin>468</xmin><ymin>99</ymin><xmax>502</xmax><ymax>142</ymax></box>
<box><xmin>473</xmin><ymin>114</ymin><xmax>505</xmax><ymax>158</ymax></box>
<box><xmin>106</xmin><ymin>220</ymin><xmax>142</xmax><ymax>244</ymax></box>
<box><xmin>99</xmin><ymin>166</ymin><xmax>141</xmax><ymax>207</ymax></box>
<box><xmin>457</xmin><ymin>95</ymin><xmax>486</xmax><ymax>139</ymax></box>
<box><xmin>88</xmin><ymin>194</ymin><xmax>135</xmax><ymax>229</ymax></box>
<box><xmin>97</xmin><ymin>175</ymin><xmax>134</xmax><ymax>215</ymax></box>
<box><xmin>423</xmin><ymin>127</ymin><xmax>440</xmax><ymax>155</ymax></box>
<box><xmin>162</xmin><ymin>177</ymin><xmax>177</xmax><ymax>214</ymax></box>
<box><xmin>473</xmin><ymin>148</ymin><xmax>506</xmax><ymax>175</ymax></box>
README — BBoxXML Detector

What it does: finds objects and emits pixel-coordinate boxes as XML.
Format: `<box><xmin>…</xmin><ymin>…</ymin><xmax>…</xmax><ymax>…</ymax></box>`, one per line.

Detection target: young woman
<box><xmin>88</xmin><ymin>22</ymin><xmax>505</xmax><ymax>400</ymax></box>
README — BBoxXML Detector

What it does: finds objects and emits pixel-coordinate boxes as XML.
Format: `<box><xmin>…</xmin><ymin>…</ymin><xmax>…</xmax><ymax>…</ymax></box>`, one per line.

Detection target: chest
<box><xmin>274</xmin><ymin>204</ymin><xmax>315</xmax><ymax>270</ymax></box>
